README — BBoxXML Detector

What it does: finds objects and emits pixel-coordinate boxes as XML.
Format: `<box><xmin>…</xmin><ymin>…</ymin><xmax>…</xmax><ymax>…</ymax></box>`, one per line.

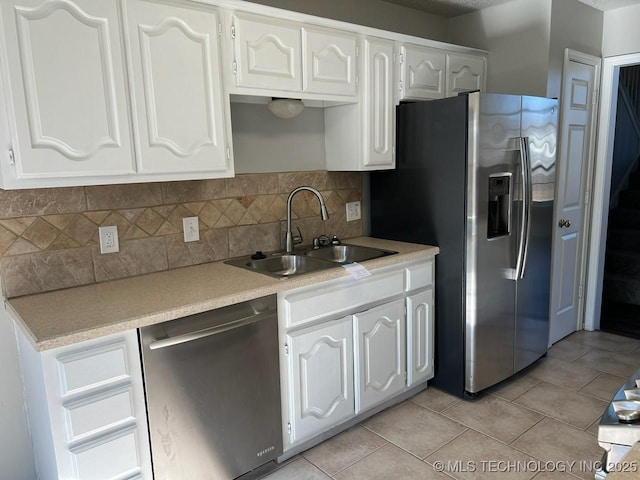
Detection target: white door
<box><xmin>406</xmin><ymin>288</ymin><xmax>434</xmax><ymax>386</ymax></box>
<box><xmin>549</xmin><ymin>50</ymin><xmax>600</xmax><ymax>344</ymax></box>
<box><xmin>302</xmin><ymin>27</ymin><xmax>357</xmax><ymax>96</ymax></box>
<box><xmin>0</xmin><ymin>0</ymin><xmax>135</xmax><ymax>178</ymax></box>
<box><xmin>353</xmin><ymin>299</ymin><xmax>405</xmax><ymax>413</ymax></box>
<box><xmin>286</xmin><ymin>316</ymin><xmax>354</xmax><ymax>446</ymax></box>
<box><xmin>232</xmin><ymin>13</ymin><xmax>302</xmax><ymax>91</ymax></box>
<box><xmin>124</xmin><ymin>0</ymin><xmax>229</xmax><ymax>175</ymax></box>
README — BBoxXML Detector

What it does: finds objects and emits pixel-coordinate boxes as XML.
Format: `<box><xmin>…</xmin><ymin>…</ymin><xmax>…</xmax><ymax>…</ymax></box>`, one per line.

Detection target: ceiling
<box><xmin>381</xmin><ymin>0</ymin><xmax>640</xmax><ymax>17</ymax></box>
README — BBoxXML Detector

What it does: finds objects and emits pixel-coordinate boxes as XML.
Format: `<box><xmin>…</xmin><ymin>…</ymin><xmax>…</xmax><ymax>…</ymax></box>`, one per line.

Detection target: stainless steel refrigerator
<box><xmin>370</xmin><ymin>92</ymin><xmax>557</xmax><ymax>397</ymax></box>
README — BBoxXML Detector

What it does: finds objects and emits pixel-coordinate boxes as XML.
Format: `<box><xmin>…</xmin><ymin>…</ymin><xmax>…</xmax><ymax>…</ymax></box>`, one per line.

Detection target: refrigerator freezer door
<box><xmin>514</xmin><ymin>96</ymin><xmax>557</xmax><ymax>372</ymax></box>
<box><xmin>465</xmin><ymin>93</ymin><xmax>521</xmax><ymax>393</ymax></box>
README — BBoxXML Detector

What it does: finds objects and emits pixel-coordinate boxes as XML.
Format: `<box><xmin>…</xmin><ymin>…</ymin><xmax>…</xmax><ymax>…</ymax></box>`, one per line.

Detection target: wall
<box><xmin>449</xmin><ymin>0</ymin><xmax>552</xmax><ymax>96</ymax></box>
<box><xmin>602</xmin><ymin>3</ymin><xmax>640</xmax><ymax>57</ymax></box>
<box><xmin>547</xmin><ymin>0</ymin><xmax>602</xmax><ymax>98</ymax></box>
<box><xmin>0</xmin><ymin>172</ymin><xmax>362</xmax><ymax>298</ymax></box>
<box><xmin>231</xmin><ymin>102</ymin><xmax>326</xmax><ymax>174</ymax></box>
<box><xmin>242</xmin><ymin>0</ymin><xmax>449</xmax><ymax>41</ymax></box>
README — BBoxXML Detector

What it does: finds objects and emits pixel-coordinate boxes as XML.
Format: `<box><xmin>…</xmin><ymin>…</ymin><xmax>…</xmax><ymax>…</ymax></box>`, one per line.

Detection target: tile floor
<box><xmin>264</xmin><ymin>330</ymin><xmax>640</xmax><ymax>480</ymax></box>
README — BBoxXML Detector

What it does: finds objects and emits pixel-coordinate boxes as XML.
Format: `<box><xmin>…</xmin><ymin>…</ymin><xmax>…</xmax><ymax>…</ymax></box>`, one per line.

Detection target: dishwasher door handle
<box><xmin>148</xmin><ymin>311</ymin><xmax>274</xmax><ymax>350</ymax></box>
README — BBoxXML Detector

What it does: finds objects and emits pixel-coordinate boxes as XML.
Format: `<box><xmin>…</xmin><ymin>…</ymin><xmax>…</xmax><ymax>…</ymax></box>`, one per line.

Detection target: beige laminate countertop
<box><xmin>7</xmin><ymin>237</ymin><xmax>438</xmax><ymax>352</ymax></box>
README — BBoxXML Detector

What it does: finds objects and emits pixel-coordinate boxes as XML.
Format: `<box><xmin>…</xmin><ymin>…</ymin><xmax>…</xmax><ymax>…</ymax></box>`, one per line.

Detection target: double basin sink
<box><xmin>225</xmin><ymin>244</ymin><xmax>397</xmax><ymax>279</ymax></box>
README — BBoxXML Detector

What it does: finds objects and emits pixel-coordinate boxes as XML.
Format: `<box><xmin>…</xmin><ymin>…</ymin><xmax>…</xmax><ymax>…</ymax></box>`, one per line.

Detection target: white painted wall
<box><xmin>602</xmin><ymin>3</ymin><xmax>640</xmax><ymax>57</ymax></box>
<box><xmin>449</xmin><ymin>0</ymin><xmax>552</xmax><ymax>96</ymax></box>
<box><xmin>231</xmin><ymin>102</ymin><xmax>326</xmax><ymax>174</ymax></box>
<box><xmin>0</xmin><ymin>310</ymin><xmax>35</xmax><ymax>480</ymax></box>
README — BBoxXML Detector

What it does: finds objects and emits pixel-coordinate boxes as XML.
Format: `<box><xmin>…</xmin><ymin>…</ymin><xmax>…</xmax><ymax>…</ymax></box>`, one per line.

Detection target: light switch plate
<box><xmin>183</xmin><ymin>217</ymin><xmax>200</xmax><ymax>242</ymax></box>
<box><xmin>346</xmin><ymin>201</ymin><xmax>361</xmax><ymax>222</ymax></box>
<box><xmin>98</xmin><ymin>225</ymin><xmax>119</xmax><ymax>254</ymax></box>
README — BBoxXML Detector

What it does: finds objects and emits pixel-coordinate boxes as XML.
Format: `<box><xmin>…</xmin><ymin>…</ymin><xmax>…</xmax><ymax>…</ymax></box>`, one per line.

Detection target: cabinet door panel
<box><xmin>233</xmin><ymin>13</ymin><xmax>301</xmax><ymax>91</ymax></box>
<box><xmin>354</xmin><ymin>299</ymin><xmax>405</xmax><ymax>413</ymax></box>
<box><xmin>446</xmin><ymin>52</ymin><xmax>485</xmax><ymax>97</ymax></box>
<box><xmin>303</xmin><ymin>28</ymin><xmax>356</xmax><ymax>96</ymax></box>
<box><xmin>406</xmin><ymin>289</ymin><xmax>434</xmax><ymax>386</ymax></box>
<box><xmin>0</xmin><ymin>0</ymin><xmax>134</xmax><ymax>177</ymax></box>
<box><xmin>400</xmin><ymin>44</ymin><xmax>445</xmax><ymax>100</ymax></box>
<box><xmin>287</xmin><ymin>317</ymin><xmax>354</xmax><ymax>445</ymax></box>
<box><xmin>363</xmin><ymin>38</ymin><xmax>394</xmax><ymax>168</ymax></box>
<box><xmin>125</xmin><ymin>0</ymin><xmax>228</xmax><ymax>174</ymax></box>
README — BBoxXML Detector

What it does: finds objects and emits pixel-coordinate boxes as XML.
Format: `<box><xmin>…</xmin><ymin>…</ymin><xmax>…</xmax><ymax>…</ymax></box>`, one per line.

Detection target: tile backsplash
<box><xmin>0</xmin><ymin>171</ymin><xmax>363</xmax><ymax>298</ymax></box>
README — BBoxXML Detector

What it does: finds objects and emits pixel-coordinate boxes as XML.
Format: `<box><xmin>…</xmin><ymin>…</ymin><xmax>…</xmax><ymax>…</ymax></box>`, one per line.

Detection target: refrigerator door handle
<box><xmin>516</xmin><ymin>136</ymin><xmax>532</xmax><ymax>280</ymax></box>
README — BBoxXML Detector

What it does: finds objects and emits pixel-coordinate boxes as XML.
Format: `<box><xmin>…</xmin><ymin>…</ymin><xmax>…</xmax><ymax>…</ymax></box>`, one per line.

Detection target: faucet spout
<box><xmin>286</xmin><ymin>186</ymin><xmax>329</xmax><ymax>253</ymax></box>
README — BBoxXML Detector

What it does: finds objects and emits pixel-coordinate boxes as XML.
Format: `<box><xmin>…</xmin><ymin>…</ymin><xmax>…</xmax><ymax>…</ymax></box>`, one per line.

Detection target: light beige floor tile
<box><xmin>334</xmin><ymin>444</ymin><xmax>451</xmax><ymax>480</ymax></box>
<box><xmin>573</xmin><ymin>349</ymin><xmax>639</xmax><ymax>378</ymax></box>
<box><xmin>578</xmin><ymin>372</ymin><xmax>626</xmax><ymax>402</ymax></box>
<box><xmin>527</xmin><ymin>357</ymin><xmax>600</xmax><ymax>391</ymax></box>
<box><xmin>547</xmin><ymin>339</ymin><xmax>593</xmax><ymax>363</ymax></box>
<box><xmin>425</xmin><ymin>429</ymin><xmax>537</xmax><ymax>480</ymax></box>
<box><xmin>586</xmin><ymin>419</ymin><xmax>599</xmax><ymax>436</ymax></box>
<box><xmin>411</xmin><ymin>386</ymin><xmax>463</xmax><ymax>412</ymax></box>
<box><xmin>563</xmin><ymin>331</ymin><xmax>640</xmax><ymax>354</ymax></box>
<box><xmin>513</xmin><ymin>382</ymin><xmax>608</xmax><ymax>429</ymax></box>
<box><xmin>532</xmin><ymin>472</ymin><xmax>581</xmax><ymax>480</ymax></box>
<box><xmin>302</xmin><ymin>426</ymin><xmax>387</xmax><ymax>476</ymax></box>
<box><xmin>488</xmin><ymin>372</ymin><xmax>541</xmax><ymax>401</ymax></box>
<box><xmin>510</xmin><ymin>417</ymin><xmax>605</xmax><ymax>480</ymax></box>
<box><xmin>363</xmin><ymin>401</ymin><xmax>467</xmax><ymax>459</ymax></box>
<box><xmin>442</xmin><ymin>395</ymin><xmax>544</xmax><ymax>444</ymax></box>
<box><xmin>262</xmin><ymin>457</ymin><xmax>331</xmax><ymax>480</ymax></box>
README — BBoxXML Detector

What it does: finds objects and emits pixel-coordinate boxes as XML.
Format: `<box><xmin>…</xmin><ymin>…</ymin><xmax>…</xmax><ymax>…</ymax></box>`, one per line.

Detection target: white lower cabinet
<box><xmin>354</xmin><ymin>299</ymin><xmax>406</xmax><ymax>413</ymax></box>
<box><xmin>16</xmin><ymin>329</ymin><xmax>152</xmax><ymax>480</ymax></box>
<box><xmin>279</xmin><ymin>256</ymin><xmax>435</xmax><ymax>451</ymax></box>
<box><xmin>285</xmin><ymin>316</ymin><xmax>354</xmax><ymax>445</ymax></box>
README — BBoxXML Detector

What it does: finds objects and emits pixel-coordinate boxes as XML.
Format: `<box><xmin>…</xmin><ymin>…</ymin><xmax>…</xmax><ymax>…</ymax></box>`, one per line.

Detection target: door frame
<box><xmin>584</xmin><ymin>52</ymin><xmax>640</xmax><ymax>331</ymax></box>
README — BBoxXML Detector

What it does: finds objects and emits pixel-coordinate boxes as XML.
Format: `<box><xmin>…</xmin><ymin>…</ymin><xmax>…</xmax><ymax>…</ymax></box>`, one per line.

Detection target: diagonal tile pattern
<box><xmin>264</xmin><ymin>331</ymin><xmax>634</xmax><ymax>480</ymax></box>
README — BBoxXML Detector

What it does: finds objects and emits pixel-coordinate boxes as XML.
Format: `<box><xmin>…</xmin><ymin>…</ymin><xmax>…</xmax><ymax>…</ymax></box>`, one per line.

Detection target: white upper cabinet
<box><xmin>231</xmin><ymin>12</ymin><xmax>302</xmax><ymax>92</ymax></box>
<box><xmin>324</xmin><ymin>36</ymin><xmax>395</xmax><ymax>171</ymax></box>
<box><xmin>398</xmin><ymin>44</ymin><xmax>446</xmax><ymax>100</ymax></box>
<box><xmin>302</xmin><ymin>27</ymin><xmax>357</xmax><ymax>96</ymax></box>
<box><xmin>446</xmin><ymin>51</ymin><xmax>486</xmax><ymax>97</ymax></box>
<box><xmin>0</xmin><ymin>0</ymin><xmax>135</xmax><ymax>182</ymax></box>
<box><xmin>229</xmin><ymin>12</ymin><xmax>357</xmax><ymax>98</ymax></box>
<box><xmin>0</xmin><ymin>0</ymin><xmax>232</xmax><ymax>189</ymax></box>
<box><xmin>124</xmin><ymin>0</ymin><xmax>229</xmax><ymax>175</ymax></box>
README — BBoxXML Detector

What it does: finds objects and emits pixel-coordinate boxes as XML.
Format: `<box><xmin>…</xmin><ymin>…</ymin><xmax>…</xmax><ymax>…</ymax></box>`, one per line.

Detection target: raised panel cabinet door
<box><xmin>353</xmin><ymin>299</ymin><xmax>406</xmax><ymax>413</ymax></box>
<box><xmin>406</xmin><ymin>288</ymin><xmax>434</xmax><ymax>387</ymax></box>
<box><xmin>446</xmin><ymin>52</ymin><xmax>486</xmax><ymax>97</ymax></box>
<box><xmin>124</xmin><ymin>0</ymin><xmax>229</xmax><ymax>175</ymax></box>
<box><xmin>0</xmin><ymin>0</ymin><xmax>135</xmax><ymax>178</ymax></box>
<box><xmin>363</xmin><ymin>37</ymin><xmax>395</xmax><ymax>168</ymax></box>
<box><xmin>400</xmin><ymin>44</ymin><xmax>446</xmax><ymax>100</ymax></box>
<box><xmin>232</xmin><ymin>13</ymin><xmax>302</xmax><ymax>91</ymax></box>
<box><xmin>302</xmin><ymin>27</ymin><xmax>357</xmax><ymax>96</ymax></box>
<box><xmin>286</xmin><ymin>316</ymin><xmax>354</xmax><ymax>445</ymax></box>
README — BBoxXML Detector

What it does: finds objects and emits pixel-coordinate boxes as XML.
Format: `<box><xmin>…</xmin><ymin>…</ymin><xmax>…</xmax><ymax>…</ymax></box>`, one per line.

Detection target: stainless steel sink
<box><xmin>225</xmin><ymin>253</ymin><xmax>338</xmax><ymax>278</ymax></box>
<box><xmin>304</xmin><ymin>244</ymin><xmax>397</xmax><ymax>264</ymax></box>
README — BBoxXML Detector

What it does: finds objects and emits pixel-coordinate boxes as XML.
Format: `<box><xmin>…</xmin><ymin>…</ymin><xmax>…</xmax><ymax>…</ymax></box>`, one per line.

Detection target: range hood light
<box><xmin>268</xmin><ymin>98</ymin><xmax>304</xmax><ymax>119</ymax></box>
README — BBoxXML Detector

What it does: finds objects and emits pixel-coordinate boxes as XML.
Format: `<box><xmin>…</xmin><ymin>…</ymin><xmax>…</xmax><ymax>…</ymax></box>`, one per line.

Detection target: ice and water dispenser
<box><xmin>487</xmin><ymin>174</ymin><xmax>511</xmax><ymax>239</ymax></box>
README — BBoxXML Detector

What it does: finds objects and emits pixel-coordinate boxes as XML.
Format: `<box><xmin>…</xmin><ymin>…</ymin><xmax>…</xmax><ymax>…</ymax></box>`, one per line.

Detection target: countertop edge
<box><xmin>7</xmin><ymin>238</ymin><xmax>438</xmax><ymax>351</ymax></box>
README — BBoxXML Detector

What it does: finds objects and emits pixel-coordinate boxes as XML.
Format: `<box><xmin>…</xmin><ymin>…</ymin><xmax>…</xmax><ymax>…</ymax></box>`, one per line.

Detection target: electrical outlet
<box><xmin>99</xmin><ymin>225</ymin><xmax>119</xmax><ymax>254</ymax></box>
<box><xmin>346</xmin><ymin>201</ymin><xmax>361</xmax><ymax>222</ymax></box>
<box><xmin>183</xmin><ymin>216</ymin><xmax>200</xmax><ymax>242</ymax></box>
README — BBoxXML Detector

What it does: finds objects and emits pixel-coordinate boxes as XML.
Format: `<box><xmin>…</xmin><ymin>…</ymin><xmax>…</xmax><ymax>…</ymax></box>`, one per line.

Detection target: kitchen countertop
<box><xmin>7</xmin><ymin>237</ymin><xmax>438</xmax><ymax>351</ymax></box>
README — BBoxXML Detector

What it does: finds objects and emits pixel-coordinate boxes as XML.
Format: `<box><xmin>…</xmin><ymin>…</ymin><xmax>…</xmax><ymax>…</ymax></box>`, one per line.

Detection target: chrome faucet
<box><xmin>286</xmin><ymin>186</ymin><xmax>329</xmax><ymax>253</ymax></box>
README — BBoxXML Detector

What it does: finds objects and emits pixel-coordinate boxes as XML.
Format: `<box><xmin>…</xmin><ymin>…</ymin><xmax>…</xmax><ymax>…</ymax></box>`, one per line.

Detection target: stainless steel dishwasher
<box><xmin>139</xmin><ymin>295</ymin><xmax>282</xmax><ymax>480</ymax></box>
